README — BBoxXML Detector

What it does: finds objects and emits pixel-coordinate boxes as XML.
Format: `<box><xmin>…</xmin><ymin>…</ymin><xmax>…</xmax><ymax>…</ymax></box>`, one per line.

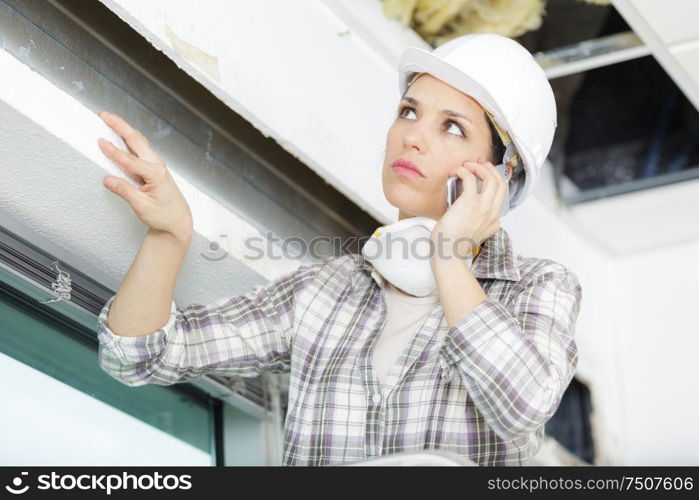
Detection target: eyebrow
<box><xmin>400</xmin><ymin>96</ymin><xmax>474</xmax><ymax>127</ymax></box>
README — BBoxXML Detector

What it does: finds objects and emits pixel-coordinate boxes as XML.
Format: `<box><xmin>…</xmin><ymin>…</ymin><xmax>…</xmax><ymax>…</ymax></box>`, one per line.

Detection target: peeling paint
<box><xmin>164</xmin><ymin>23</ymin><xmax>220</xmax><ymax>83</ymax></box>
<box><xmin>72</xmin><ymin>80</ymin><xmax>85</xmax><ymax>91</ymax></box>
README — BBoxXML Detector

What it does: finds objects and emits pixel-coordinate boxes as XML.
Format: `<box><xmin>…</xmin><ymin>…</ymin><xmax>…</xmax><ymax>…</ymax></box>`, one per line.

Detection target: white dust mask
<box><xmin>361</xmin><ymin>216</ymin><xmax>473</xmax><ymax>297</ymax></box>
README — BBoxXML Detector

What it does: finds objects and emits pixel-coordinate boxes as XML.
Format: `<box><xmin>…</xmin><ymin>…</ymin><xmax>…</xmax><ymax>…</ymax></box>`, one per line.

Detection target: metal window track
<box><xmin>0</xmin><ymin>223</ymin><xmax>273</xmax><ymax>421</ymax></box>
<box><xmin>536</xmin><ymin>31</ymin><xmax>652</xmax><ymax>80</ymax></box>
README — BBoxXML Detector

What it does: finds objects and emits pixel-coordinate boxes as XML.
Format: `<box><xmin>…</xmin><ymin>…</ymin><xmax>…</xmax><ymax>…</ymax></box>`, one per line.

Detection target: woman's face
<box><xmin>382</xmin><ymin>73</ymin><xmax>497</xmax><ymax>222</ymax></box>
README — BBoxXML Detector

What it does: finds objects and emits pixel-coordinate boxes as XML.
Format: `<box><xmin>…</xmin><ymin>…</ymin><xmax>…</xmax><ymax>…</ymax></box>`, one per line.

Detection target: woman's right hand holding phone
<box><xmin>432</xmin><ymin>157</ymin><xmax>508</xmax><ymax>258</ymax></box>
<box><xmin>98</xmin><ymin>111</ymin><xmax>193</xmax><ymax>244</ymax></box>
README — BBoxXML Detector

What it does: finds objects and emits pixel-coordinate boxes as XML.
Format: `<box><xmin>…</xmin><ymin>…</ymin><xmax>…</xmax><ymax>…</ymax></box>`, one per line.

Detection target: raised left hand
<box><xmin>430</xmin><ymin>157</ymin><xmax>508</xmax><ymax>260</ymax></box>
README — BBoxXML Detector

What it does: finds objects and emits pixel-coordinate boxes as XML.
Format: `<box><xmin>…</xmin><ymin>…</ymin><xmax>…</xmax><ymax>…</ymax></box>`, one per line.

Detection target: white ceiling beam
<box><xmin>97</xmin><ymin>0</ymin><xmax>433</xmax><ymax>225</ymax></box>
<box><xmin>0</xmin><ymin>47</ymin><xmax>298</xmax><ymax>310</ymax></box>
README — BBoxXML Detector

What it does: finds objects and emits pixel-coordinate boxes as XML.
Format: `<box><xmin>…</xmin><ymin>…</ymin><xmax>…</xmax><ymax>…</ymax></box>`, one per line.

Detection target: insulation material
<box><xmin>382</xmin><ymin>0</ymin><xmax>611</xmax><ymax>46</ymax></box>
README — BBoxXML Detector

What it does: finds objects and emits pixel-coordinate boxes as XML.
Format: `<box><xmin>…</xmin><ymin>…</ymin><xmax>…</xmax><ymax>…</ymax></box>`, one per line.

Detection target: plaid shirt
<box><xmin>96</xmin><ymin>227</ymin><xmax>582</xmax><ymax>466</ymax></box>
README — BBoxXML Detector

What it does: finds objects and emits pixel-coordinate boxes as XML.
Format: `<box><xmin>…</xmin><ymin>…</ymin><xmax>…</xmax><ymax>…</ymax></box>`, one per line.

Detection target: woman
<box><xmin>96</xmin><ymin>33</ymin><xmax>582</xmax><ymax>466</ymax></box>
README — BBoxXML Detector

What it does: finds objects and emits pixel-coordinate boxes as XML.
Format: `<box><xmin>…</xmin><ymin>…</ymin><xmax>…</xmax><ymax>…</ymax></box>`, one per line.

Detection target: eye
<box><xmin>444</xmin><ymin>120</ymin><xmax>466</xmax><ymax>137</ymax></box>
<box><xmin>398</xmin><ymin>105</ymin><xmax>417</xmax><ymax>120</ymax></box>
<box><xmin>398</xmin><ymin>105</ymin><xmax>466</xmax><ymax>138</ymax></box>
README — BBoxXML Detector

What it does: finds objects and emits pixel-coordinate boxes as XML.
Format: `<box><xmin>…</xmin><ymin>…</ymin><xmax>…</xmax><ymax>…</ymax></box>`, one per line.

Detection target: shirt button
<box><xmin>372</xmin><ymin>393</ymin><xmax>382</xmax><ymax>405</ymax></box>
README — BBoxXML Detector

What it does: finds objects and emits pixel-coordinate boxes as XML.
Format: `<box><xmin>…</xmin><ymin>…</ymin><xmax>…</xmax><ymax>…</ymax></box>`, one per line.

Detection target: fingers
<box><xmin>464</xmin><ymin>160</ymin><xmax>495</xmax><ymax>202</ymax></box>
<box><xmin>98</xmin><ymin>137</ymin><xmax>160</xmax><ymax>183</ymax></box>
<box><xmin>103</xmin><ymin>174</ymin><xmax>146</xmax><ymax>209</ymax></box>
<box><xmin>98</xmin><ymin>111</ymin><xmax>163</xmax><ymax>164</ymax></box>
<box><xmin>449</xmin><ymin>165</ymin><xmax>477</xmax><ymax>199</ymax></box>
<box><xmin>462</xmin><ymin>158</ymin><xmax>507</xmax><ymax>215</ymax></box>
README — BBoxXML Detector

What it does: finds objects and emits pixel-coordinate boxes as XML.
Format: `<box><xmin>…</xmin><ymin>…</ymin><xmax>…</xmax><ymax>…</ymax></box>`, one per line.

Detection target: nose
<box><xmin>403</xmin><ymin>125</ymin><xmax>427</xmax><ymax>153</ymax></box>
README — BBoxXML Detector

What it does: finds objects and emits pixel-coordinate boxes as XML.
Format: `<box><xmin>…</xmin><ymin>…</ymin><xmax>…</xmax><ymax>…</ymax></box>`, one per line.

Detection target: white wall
<box><xmin>610</xmin><ymin>238</ymin><xmax>699</xmax><ymax>465</ymax></box>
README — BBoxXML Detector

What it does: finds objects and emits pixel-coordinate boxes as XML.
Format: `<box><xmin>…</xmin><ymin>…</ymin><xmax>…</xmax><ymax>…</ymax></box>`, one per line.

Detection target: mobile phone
<box><xmin>446</xmin><ymin>162</ymin><xmax>510</xmax><ymax>217</ymax></box>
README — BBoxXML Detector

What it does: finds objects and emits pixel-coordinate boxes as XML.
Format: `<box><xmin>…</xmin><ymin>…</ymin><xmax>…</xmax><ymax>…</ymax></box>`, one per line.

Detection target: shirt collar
<box><xmin>351</xmin><ymin>226</ymin><xmax>521</xmax><ymax>286</ymax></box>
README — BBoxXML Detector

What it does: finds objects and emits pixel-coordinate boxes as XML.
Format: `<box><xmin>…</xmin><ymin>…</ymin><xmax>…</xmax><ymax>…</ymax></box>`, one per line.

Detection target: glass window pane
<box><xmin>0</xmin><ymin>292</ymin><xmax>214</xmax><ymax>465</ymax></box>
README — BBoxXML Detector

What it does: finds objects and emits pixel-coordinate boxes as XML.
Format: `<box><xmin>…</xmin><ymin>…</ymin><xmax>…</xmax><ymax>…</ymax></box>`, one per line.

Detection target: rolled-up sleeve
<box><xmin>96</xmin><ymin>259</ymin><xmax>325</xmax><ymax>387</ymax></box>
<box><xmin>441</xmin><ymin>268</ymin><xmax>582</xmax><ymax>441</ymax></box>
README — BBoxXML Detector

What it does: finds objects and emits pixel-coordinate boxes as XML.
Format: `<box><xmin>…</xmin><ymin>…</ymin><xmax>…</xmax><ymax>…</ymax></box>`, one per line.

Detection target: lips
<box><xmin>391</xmin><ymin>158</ymin><xmax>424</xmax><ymax>177</ymax></box>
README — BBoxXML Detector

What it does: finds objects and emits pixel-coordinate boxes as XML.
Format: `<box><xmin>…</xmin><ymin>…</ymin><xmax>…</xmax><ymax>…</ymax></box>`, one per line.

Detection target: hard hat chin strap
<box><xmin>483</xmin><ymin>108</ymin><xmax>527</xmax><ymax>209</ymax></box>
<box><xmin>483</xmin><ymin>108</ymin><xmax>521</xmax><ymax>170</ymax></box>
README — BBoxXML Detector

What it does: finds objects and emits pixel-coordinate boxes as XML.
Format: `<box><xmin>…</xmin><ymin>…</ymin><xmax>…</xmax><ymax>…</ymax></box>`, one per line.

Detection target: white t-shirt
<box><xmin>371</xmin><ymin>280</ymin><xmax>440</xmax><ymax>385</ymax></box>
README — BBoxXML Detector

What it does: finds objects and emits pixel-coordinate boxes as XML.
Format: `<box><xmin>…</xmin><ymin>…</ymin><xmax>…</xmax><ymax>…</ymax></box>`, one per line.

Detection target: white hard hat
<box><xmin>397</xmin><ymin>33</ymin><xmax>557</xmax><ymax>210</ymax></box>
